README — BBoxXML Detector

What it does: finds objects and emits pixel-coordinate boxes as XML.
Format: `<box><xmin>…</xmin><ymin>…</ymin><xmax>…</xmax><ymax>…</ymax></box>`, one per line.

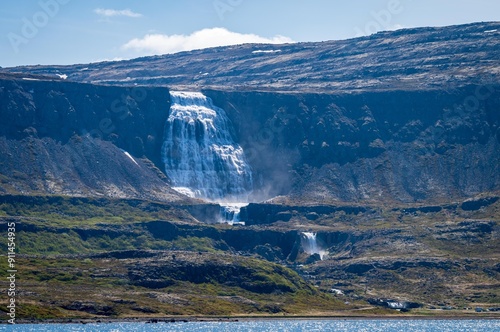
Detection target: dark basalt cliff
<box><xmin>0</xmin><ymin>75</ymin><xmax>169</xmax><ymax>163</ymax></box>
<box><xmin>1</xmin><ymin>74</ymin><xmax>498</xmax><ymax>203</ymax></box>
<box><xmin>0</xmin><ymin>75</ymin><xmax>186</xmax><ymax>201</ymax></box>
<box><xmin>1</xmin><ymin>22</ymin><xmax>499</xmax><ymax>203</ymax></box>
<box><xmin>207</xmin><ymin>87</ymin><xmax>500</xmax><ymax>203</ymax></box>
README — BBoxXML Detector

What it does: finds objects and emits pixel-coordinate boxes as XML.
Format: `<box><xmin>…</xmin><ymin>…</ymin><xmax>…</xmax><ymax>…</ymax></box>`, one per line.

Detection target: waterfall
<box><xmin>301</xmin><ymin>232</ymin><xmax>326</xmax><ymax>260</ymax></box>
<box><xmin>162</xmin><ymin>91</ymin><xmax>253</xmax><ymax>204</ymax></box>
<box><xmin>219</xmin><ymin>203</ymin><xmax>247</xmax><ymax>225</ymax></box>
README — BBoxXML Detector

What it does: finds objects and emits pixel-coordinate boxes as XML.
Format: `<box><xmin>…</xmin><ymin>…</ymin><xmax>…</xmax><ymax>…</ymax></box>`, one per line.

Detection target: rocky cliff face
<box><xmin>1</xmin><ymin>81</ymin><xmax>499</xmax><ymax>203</ymax></box>
<box><xmin>0</xmin><ymin>74</ymin><xmax>169</xmax><ymax>164</ymax></box>
<box><xmin>207</xmin><ymin>87</ymin><xmax>500</xmax><ymax>203</ymax></box>
<box><xmin>0</xmin><ymin>74</ymin><xmax>186</xmax><ymax>201</ymax></box>
<box><xmin>1</xmin><ymin>23</ymin><xmax>499</xmax><ymax>203</ymax></box>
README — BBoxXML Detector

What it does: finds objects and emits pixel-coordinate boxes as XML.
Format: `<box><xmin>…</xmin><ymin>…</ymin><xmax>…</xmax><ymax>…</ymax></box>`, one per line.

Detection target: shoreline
<box><xmin>5</xmin><ymin>313</ymin><xmax>500</xmax><ymax>325</ymax></box>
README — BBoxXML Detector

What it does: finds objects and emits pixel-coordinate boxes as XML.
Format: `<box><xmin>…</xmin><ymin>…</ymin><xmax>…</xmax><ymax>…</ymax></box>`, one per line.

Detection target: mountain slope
<box><xmin>2</xmin><ymin>22</ymin><xmax>499</xmax><ymax>92</ymax></box>
<box><xmin>1</xmin><ymin>22</ymin><xmax>500</xmax><ymax>319</ymax></box>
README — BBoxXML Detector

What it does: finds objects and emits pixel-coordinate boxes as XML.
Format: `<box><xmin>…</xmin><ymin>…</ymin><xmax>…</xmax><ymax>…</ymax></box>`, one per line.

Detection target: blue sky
<box><xmin>1</xmin><ymin>0</ymin><xmax>499</xmax><ymax>67</ymax></box>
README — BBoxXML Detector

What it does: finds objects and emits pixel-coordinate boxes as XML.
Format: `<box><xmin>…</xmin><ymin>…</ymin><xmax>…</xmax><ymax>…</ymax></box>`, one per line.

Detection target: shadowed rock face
<box><xmin>208</xmin><ymin>87</ymin><xmax>500</xmax><ymax>203</ymax></box>
<box><xmin>0</xmin><ymin>76</ymin><xmax>186</xmax><ymax>201</ymax></box>
<box><xmin>1</xmin><ymin>79</ymin><xmax>499</xmax><ymax>203</ymax></box>
<box><xmin>0</xmin><ymin>77</ymin><xmax>170</xmax><ymax>166</ymax></box>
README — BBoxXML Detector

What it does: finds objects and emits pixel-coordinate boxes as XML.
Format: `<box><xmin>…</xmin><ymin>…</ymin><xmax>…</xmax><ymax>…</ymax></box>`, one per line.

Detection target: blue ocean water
<box><xmin>1</xmin><ymin>319</ymin><xmax>499</xmax><ymax>332</ymax></box>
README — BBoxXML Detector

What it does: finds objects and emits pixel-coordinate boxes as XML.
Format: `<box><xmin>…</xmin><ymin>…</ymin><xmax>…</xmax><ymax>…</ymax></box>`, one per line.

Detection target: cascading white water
<box><xmin>219</xmin><ymin>203</ymin><xmax>247</xmax><ymax>225</ymax></box>
<box><xmin>162</xmin><ymin>91</ymin><xmax>253</xmax><ymax>208</ymax></box>
<box><xmin>301</xmin><ymin>232</ymin><xmax>326</xmax><ymax>260</ymax></box>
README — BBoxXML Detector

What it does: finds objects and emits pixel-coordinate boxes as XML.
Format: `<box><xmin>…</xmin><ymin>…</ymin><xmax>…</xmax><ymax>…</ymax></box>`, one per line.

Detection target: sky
<box><xmin>1</xmin><ymin>0</ymin><xmax>499</xmax><ymax>67</ymax></box>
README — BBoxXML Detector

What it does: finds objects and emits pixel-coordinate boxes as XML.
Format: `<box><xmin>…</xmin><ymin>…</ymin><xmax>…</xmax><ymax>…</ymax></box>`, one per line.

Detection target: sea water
<box><xmin>3</xmin><ymin>319</ymin><xmax>499</xmax><ymax>331</ymax></box>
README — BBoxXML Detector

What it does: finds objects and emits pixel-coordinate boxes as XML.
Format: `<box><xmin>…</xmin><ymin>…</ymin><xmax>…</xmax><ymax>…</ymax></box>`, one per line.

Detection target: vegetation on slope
<box><xmin>0</xmin><ymin>194</ymin><xmax>498</xmax><ymax>320</ymax></box>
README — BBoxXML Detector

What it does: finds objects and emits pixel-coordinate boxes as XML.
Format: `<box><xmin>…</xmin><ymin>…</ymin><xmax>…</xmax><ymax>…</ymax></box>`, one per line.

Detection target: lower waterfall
<box><xmin>162</xmin><ymin>91</ymin><xmax>253</xmax><ymax>222</ymax></box>
<box><xmin>219</xmin><ymin>203</ymin><xmax>247</xmax><ymax>225</ymax></box>
<box><xmin>301</xmin><ymin>232</ymin><xmax>326</xmax><ymax>260</ymax></box>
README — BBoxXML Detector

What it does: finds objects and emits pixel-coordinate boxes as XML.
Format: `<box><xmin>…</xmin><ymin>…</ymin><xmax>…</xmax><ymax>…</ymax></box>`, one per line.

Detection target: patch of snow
<box><xmin>252</xmin><ymin>49</ymin><xmax>282</xmax><ymax>54</ymax></box>
<box><xmin>96</xmin><ymin>57</ymin><xmax>125</xmax><ymax>63</ymax></box>
<box><xmin>122</xmin><ymin>150</ymin><xmax>139</xmax><ymax>166</ymax></box>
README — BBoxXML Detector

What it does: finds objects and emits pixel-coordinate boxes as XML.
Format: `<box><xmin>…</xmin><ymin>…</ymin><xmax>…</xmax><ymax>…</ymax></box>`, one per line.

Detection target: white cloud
<box><xmin>388</xmin><ymin>24</ymin><xmax>407</xmax><ymax>31</ymax></box>
<box><xmin>121</xmin><ymin>27</ymin><xmax>294</xmax><ymax>55</ymax></box>
<box><xmin>94</xmin><ymin>8</ymin><xmax>142</xmax><ymax>18</ymax></box>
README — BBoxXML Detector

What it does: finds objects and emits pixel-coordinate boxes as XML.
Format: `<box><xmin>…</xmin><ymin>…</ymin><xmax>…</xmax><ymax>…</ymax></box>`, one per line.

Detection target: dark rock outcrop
<box><xmin>220</xmin><ymin>228</ymin><xmax>299</xmax><ymax>260</ymax></box>
<box><xmin>241</xmin><ymin>204</ymin><xmax>368</xmax><ymax>225</ymax></box>
<box><xmin>368</xmin><ymin>298</ymin><xmax>422</xmax><ymax>310</ymax></box>
<box><xmin>61</xmin><ymin>301</ymin><xmax>116</xmax><ymax>316</ymax></box>
<box><xmin>461</xmin><ymin>196</ymin><xmax>499</xmax><ymax>211</ymax></box>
